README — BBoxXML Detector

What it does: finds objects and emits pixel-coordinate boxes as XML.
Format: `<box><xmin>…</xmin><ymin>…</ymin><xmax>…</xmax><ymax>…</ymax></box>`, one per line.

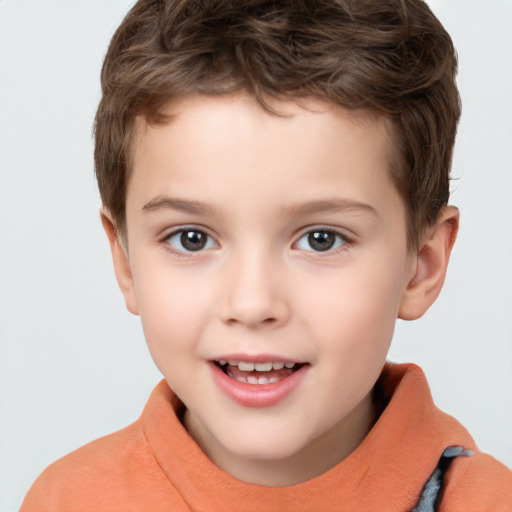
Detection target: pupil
<box><xmin>308</xmin><ymin>231</ymin><xmax>334</xmax><ymax>251</ymax></box>
<box><xmin>181</xmin><ymin>231</ymin><xmax>206</xmax><ymax>251</ymax></box>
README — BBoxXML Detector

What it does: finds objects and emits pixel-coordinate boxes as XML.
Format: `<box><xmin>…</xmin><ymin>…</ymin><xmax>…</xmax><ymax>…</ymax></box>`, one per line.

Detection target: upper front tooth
<box><xmin>231</xmin><ymin>361</ymin><xmax>296</xmax><ymax>371</ymax></box>
<box><xmin>254</xmin><ymin>362</ymin><xmax>272</xmax><ymax>372</ymax></box>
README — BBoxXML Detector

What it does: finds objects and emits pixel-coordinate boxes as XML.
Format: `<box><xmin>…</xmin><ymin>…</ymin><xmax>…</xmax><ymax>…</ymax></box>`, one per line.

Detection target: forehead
<box><xmin>128</xmin><ymin>94</ymin><xmax>398</xmax><ymax>215</ymax></box>
<box><xmin>132</xmin><ymin>93</ymin><xmax>393</xmax><ymax>169</ymax></box>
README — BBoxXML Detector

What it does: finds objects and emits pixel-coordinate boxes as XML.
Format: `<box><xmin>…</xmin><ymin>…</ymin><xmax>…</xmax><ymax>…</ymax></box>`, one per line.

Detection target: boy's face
<box><xmin>117</xmin><ymin>94</ymin><xmax>418</xmax><ymax>485</ymax></box>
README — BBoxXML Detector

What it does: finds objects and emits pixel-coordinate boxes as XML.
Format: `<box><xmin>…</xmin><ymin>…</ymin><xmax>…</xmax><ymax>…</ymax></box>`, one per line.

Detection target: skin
<box><xmin>103</xmin><ymin>94</ymin><xmax>458</xmax><ymax>486</ymax></box>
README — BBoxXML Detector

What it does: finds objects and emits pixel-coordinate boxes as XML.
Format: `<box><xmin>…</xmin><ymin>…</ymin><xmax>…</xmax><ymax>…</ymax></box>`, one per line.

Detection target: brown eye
<box><xmin>182</xmin><ymin>230</ymin><xmax>207</xmax><ymax>251</ymax></box>
<box><xmin>296</xmin><ymin>229</ymin><xmax>347</xmax><ymax>252</ymax></box>
<box><xmin>308</xmin><ymin>231</ymin><xmax>335</xmax><ymax>251</ymax></box>
<box><xmin>166</xmin><ymin>229</ymin><xmax>215</xmax><ymax>253</ymax></box>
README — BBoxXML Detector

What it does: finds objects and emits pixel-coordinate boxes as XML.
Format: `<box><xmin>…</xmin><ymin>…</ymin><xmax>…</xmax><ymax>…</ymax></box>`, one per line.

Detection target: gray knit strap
<box><xmin>411</xmin><ymin>445</ymin><xmax>474</xmax><ymax>512</ymax></box>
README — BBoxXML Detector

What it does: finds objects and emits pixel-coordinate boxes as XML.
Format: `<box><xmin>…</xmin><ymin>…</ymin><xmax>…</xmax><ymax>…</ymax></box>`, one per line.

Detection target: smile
<box><xmin>216</xmin><ymin>360</ymin><xmax>301</xmax><ymax>385</ymax></box>
<box><xmin>210</xmin><ymin>358</ymin><xmax>308</xmax><ymax>407</ymax></box>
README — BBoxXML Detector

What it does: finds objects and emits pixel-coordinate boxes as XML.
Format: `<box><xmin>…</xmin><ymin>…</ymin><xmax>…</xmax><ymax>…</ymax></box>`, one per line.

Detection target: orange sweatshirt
<box><xmin>21</xmin><ymin>363</ymin><xmax>512</xmax><ymax>511</ymax></box>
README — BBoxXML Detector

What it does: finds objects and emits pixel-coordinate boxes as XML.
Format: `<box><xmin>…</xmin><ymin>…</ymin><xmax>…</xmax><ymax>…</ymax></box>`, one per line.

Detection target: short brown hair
<box><xmin>95</xmin><ymin>0</ymin><xmax>460</xmax><ymax>247</ymax></box>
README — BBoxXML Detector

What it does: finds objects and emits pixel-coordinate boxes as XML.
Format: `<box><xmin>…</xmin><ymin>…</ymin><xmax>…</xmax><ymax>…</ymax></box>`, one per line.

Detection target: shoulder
<box><xmin>20</xmin><ymin>381</ymin><xmax>190</xmax><ymax>511</ymax></box>
<box><xmin>440</xmin><ymin>451</ymin><xmax>512</xmax><ymax>511</ymax></box>
<box><xmin>20</xmin><ymin>420</ymin><xmax>170</xmax><ymax>511</ymax></box>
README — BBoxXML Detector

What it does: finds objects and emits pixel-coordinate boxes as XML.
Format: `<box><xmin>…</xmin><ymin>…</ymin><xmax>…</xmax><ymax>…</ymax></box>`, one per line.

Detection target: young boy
<box><xmin>21</xmin><ymin>0</ymin><xmax>512</xmax><ymax>510</ymax></box>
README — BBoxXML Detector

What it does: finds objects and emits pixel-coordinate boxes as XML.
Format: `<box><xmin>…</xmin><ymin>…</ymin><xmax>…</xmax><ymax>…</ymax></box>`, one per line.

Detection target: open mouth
<box><xmin>214</xmin><ymin>360</ymin><xmax>305</xmax><ymax>385</ymax></box>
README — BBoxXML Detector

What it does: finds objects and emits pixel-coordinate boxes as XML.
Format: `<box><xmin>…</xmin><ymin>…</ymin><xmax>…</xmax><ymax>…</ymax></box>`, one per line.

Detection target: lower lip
<box><xmin>209</xmin><ymin>362</ymin><xmax>308</xmax><ymax>408</ymax></box>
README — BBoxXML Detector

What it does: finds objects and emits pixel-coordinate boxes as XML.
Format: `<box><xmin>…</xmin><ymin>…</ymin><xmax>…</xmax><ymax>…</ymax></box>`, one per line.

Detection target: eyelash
<box><xmin>162</xmin><ymin>227</ymin><xmax>217</xmax><ymax>256</ymax></box>
<box><xmin>160</xmin><ymin>226</ymin><xmax>352</xmax><ymax>256</ymax></box>
<box><xmin>294</xmin><ymin>227</ymin><xmax>352</xmax><ymax>254</ymax></box>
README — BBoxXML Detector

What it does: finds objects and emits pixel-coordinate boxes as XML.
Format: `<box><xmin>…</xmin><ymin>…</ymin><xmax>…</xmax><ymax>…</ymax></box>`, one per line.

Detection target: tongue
<box><xmin>226</xmin><ymin>365</ymin><xmax>294</xmax><ymax>382</ymax></box>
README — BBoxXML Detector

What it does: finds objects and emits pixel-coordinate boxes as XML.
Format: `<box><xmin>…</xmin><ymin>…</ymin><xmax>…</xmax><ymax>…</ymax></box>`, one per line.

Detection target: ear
<box><xmin>398</xmin><ymin>206</ymin><xmax>459</xmax><ymax>320</ymax></box>
<box><xmin>100</xmin><ymin>210</ymin><xmax>139</xmax><ymax>315</ymax></box>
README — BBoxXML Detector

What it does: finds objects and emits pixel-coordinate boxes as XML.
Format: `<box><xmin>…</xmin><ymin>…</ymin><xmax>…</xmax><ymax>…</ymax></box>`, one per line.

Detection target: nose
<box><xmin>219</xmin><ymin>250</ymin><xmax>291</xmax><ymax>328</ymax></box>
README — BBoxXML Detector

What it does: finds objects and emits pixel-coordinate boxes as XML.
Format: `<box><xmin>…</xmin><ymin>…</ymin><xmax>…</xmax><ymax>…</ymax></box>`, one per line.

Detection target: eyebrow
<box><xmin>142</xmin><ymin>196</ymin><xmax>377</xmax><ymax>218</ymax></box>
<box><xmin>142</xmin><ymin>196</ymin><xmax>219</xmax><ymax>215</ymax></box>
<box><xmin>284</xmin><ymin>199</ymin><xmax>378</xmax><ymax>218</ymax></box>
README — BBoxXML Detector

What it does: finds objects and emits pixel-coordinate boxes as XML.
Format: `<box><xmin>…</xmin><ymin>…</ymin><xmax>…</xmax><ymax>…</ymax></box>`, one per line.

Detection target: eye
<box><xmin>165</xmin><ymin>228</ymin><xmax>216</xmax><ymax>253</ymax></box>
<box><xmin>295</xmin><ymin>229</ymin><xmax>348</xmax><ymax>252</ymax></box>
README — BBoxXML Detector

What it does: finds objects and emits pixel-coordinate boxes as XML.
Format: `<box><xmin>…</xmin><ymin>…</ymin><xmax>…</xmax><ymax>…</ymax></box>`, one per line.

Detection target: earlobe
<box><xmin>100</xmin><ymin>210</ymin><xmax>139</xmax><ymax>315</ymax></box>
<box><xmin>398</xmin><ymin>206</ymin><xmax>459</xmax><ymax>320</ymax></box>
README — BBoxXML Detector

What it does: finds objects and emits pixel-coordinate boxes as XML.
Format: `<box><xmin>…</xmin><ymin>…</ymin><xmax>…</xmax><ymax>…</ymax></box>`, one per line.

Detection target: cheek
<box><xmin>301</xmin><ymin>256</ymin><xmax>407</xmax><ymax>357</ymax></box>
<box><xmin>132</xmin><ymin>265</ymin><xmax>213</xmax><ymax>362</ymax></box>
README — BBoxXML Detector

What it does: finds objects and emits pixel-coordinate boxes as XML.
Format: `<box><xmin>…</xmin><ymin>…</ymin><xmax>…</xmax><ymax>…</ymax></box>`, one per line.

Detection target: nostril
<box><xmin>224</xmin><ymin>315</ymin><xmax>278</xmax><ymax>326</ymax></box>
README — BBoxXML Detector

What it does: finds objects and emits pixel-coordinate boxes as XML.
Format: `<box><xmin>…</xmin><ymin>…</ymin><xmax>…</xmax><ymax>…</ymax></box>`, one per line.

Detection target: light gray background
<box><xmin>0</xmin><ymin>1</ymin><xmax>511</xmax><ymax>510</ymax></box>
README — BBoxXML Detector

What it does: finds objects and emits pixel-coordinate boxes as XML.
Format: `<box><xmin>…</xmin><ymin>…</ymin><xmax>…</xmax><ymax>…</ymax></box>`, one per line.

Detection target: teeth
<box><xmin>231</xmin><ymin>374</ymin><xmax>281</xmax><ymax>385</ymax></box>
<box><xmin>220</xmin><ymin>360</ymin><xmax>298</xmax><ymax>371</ymax></box>
<box><xmin>254</xmin><ymin>362</ymin><xmax>272</xmax><ymax>372</ymax></box>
